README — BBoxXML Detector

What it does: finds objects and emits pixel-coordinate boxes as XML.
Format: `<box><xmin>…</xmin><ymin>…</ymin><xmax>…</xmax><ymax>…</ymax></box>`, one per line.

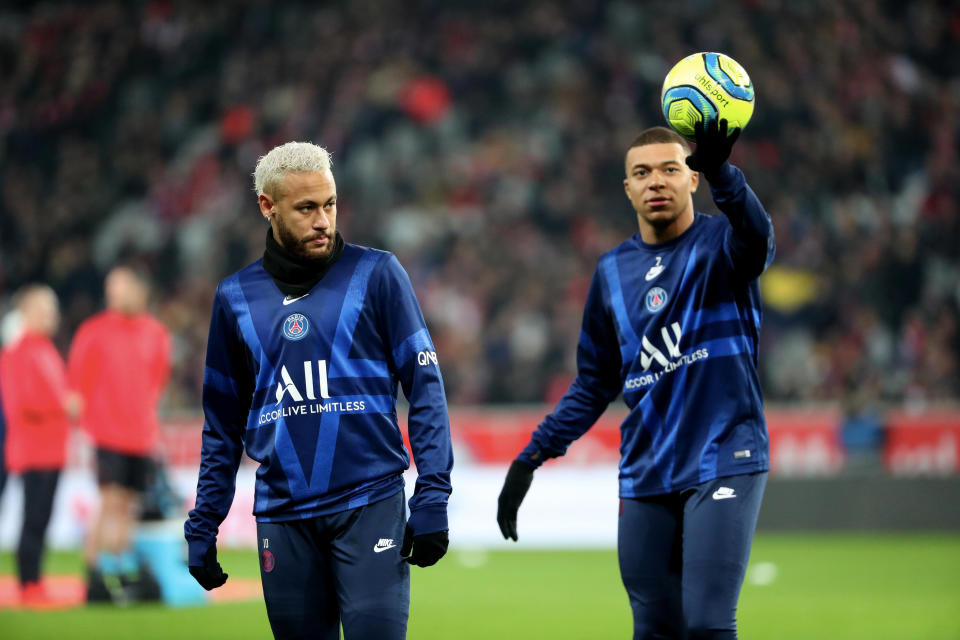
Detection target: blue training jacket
<box><xmin>184</xmin><ymin>244</ymin><xmax>453</xmax><ymax>564</ymax></box>
<box><xmin>519</xmin><ymin>162</ymin><xmax>775</xmax><ymax>497</ymax></box>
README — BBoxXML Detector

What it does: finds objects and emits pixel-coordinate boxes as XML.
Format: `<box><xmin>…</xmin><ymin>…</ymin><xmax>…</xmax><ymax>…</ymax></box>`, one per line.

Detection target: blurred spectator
<box><xmin>0</xmin><ymin>1</ymin><xmax>957</xmax><ymax>408</ymax></box>
<box><xmin>0</xmin><ymin>377</ymin><xmax>6</xmax><ymax>501</ymax></box>
<box><xmin>68</xmin><ymin>266</ymin><xmax>171</xmax><ymax>602</ymax></box>
<box><xmin>0</xmin><ymin>310</ymin><xmax>22</xmax><ymax>502</ymax></box>
<box><xmin>0</xmin><ymin>285</ymin><xmax>80</xmax><ymax>607</ymax></box>
<box><xmin>839</xmin><ymin>379</ymin><xmax>888</xmax><ymax>473</ymax></box>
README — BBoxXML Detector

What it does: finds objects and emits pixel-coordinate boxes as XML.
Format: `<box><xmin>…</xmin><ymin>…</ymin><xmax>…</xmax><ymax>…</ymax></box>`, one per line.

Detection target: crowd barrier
<box><xmin>1</xmin><ymin>407</ymin><xmax>957</xmax><ymax>551</ymax></box>
<box><xmin>149</xmin><ymin>406</ymin><xmax>960</xmax><ymax>476</ymax></box>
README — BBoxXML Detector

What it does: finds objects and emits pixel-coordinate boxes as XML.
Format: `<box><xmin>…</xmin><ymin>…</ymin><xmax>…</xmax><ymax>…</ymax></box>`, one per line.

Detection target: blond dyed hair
<box><xmin>253</xmin><ymin>142</ymin><xmax>333</xmax><ymax>199</ymax></box>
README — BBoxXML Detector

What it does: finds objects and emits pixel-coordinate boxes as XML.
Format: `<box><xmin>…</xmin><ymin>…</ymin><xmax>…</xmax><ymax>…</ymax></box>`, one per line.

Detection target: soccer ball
<box><xmin>660</xmin><ymin>52</ymin><xmax>755</xmax><ymax>141</ymax></box>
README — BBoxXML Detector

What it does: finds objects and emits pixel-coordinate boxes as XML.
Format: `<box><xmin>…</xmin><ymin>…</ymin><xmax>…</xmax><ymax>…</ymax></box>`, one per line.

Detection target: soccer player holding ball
<box><xmin>184</xmin><ymin>142</ymin><xmax>453</xmax><ymax>639</ymax></box>
<box><xmin>497</xmin><ymin>73</ymin><xmax>775</xmax><ymax>637</ymax></box>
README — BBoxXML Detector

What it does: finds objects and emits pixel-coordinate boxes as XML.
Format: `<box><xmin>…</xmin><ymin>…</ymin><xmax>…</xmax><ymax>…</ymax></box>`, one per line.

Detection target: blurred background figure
<box><xmin>0</xmin><ymin>309</ymin><xmax>26</xmax><ymax>504</ymax></box>
<box><xmin>0</xmin><ymin>309</ymin><xmax>23</xmax><ymax>508</ymax></box>
<box><xmin>0</xmin><ymin>285</ymin><xmax>81</xmax><ymax>607</ymax></box>
<box><xmin>68</xmin><ymin>266</ymin><xmax>171</xmax><ymax>603</ymax></box>
<box><xmin>0</xmin><ymin>377</ymin><xmax>6</xmax><ymax>502</ymax></box>
<box><xmin>839</xmin><ymin>380</ymin><xmax>888</xmax><ymax>474</ymax></box>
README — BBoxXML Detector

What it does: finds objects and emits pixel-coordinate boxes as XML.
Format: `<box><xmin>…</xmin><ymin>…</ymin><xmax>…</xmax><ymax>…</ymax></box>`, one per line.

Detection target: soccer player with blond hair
<box><xmin>185</xmin><ymin>142</ymin><xmax>453</xmax><ymax>639</ymax></box>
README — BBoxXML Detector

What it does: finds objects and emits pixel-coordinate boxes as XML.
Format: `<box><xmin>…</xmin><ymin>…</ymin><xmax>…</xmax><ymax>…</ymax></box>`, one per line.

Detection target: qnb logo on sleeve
<box><xmin>416</xmin><ymin>350</ymin><xmax>439</xmax><ymax>366</ymax></box>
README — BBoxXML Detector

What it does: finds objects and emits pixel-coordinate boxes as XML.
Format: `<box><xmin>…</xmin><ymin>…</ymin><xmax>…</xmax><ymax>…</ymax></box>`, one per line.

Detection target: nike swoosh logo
<box><xmin>712</xmin><ymin>490</ymin><xmax>737</xmax><ymax>500</ymax></box>
<box><xmin>282</xmin><ymin>294</ymin><xmax>310</xmax><ymax>306</ymax></box>
<box><xmin>373</xmin><ymin>544</ymin><xmax>397</xmax><ymax>553</ymax></box>
<box><xmin>645</xmin><ymin>267</ymin><xmax>664</xmax><ymax>281</ymax></box>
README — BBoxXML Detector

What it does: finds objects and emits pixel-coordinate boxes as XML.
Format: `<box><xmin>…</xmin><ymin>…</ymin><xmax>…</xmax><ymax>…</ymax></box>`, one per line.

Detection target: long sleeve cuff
<box><xmin>186</xmin><ymin>537</ymin><xmax>215</xmax><ymax>567</ymax></box>
<box><xmin>704</xmin><ymin>161</ymin><xmax>737</xmax><ymax>187</ymax></box>
<box><xmin>407</xmin><ymin>504</ymin><xmax>448</xmax><ymax>535</ymax></box>
<box><xmin>517</xmin><ymin>443</ymin><xmax>548</xmax><ymax>469</ymax></box>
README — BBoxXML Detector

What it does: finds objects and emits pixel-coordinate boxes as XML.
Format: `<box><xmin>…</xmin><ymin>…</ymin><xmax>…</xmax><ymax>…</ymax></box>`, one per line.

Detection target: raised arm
<box><xmin>686</xmin><ymin>118</ymin><xmax>775</xmax><ymax>280</ymax></box>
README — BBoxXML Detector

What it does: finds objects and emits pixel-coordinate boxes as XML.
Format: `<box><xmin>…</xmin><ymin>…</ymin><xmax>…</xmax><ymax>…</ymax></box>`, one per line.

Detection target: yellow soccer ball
<box><xmin>661</xmin><ymin>52</ymin><xmax>755</xmax><ymax>141</ymax></box>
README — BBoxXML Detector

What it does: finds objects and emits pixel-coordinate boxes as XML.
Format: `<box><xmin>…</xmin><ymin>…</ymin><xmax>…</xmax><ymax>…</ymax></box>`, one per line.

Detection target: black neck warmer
<box><xmin>262</xmin><ymin>227</ymin><xmax>345</xmax><ymax>297</ymax></box>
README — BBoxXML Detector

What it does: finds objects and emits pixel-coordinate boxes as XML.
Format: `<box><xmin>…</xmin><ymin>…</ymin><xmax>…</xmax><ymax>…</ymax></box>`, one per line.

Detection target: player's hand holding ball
<box><xmin>685</xmin><ymin>118</ymin><xmax>740</xmax><ymax>181</ymax></box>
<box><xmin>188</xmin><ymin>544</ymin><xmax>228</xmax><ymax>590</ymax></box>
<box><xmin>661</xmin><ymin>52</ymin><xmax>753</xmax><ymax>181</ymax></box>
<box><xmin>401</xmin><ymin>526</ymin><xmax>449</xmax><ymax>567</ymax></box>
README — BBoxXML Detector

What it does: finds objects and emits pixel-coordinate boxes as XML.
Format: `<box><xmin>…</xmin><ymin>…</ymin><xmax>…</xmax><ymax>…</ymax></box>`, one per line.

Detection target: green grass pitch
<box><xmin>1</xmin><ymin>533</ymin><xmax>958</xmax><ymax>639</ymax></box>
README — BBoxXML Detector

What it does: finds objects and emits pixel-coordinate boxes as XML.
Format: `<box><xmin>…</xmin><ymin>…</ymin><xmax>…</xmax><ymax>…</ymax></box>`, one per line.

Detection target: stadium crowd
<box><xmin>0</xmin><ymin>0</ymin><xmax>958</xmax><ymax>410</ymax></box>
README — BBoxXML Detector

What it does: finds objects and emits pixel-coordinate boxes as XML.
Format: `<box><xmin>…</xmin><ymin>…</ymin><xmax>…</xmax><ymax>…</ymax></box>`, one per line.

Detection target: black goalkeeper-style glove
<box><xmin>684</xmin><ymin>118</ymin><xmax>741</xmax><ymax>181</ymax></box>
<box><xmin>400</xmin><ymin>526</ymin><xmax>449</xmax><ymax>567</ymax></box>
<box><xmin>188</xmin><ymin>545</ymin><xmax>228</xmax><ymax>591</ymax></box>
<box><xmin>497</xmin><ymin>460</ymin><xmax>535</xmax><ymax>542</ymax></box>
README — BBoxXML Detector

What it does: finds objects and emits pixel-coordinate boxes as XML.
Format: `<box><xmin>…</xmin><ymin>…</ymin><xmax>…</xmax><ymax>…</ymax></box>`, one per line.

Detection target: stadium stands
<box><xmin>0</xmin><ymin>0</ymin><xmax>957</xmax><ymax>410</ymax></box>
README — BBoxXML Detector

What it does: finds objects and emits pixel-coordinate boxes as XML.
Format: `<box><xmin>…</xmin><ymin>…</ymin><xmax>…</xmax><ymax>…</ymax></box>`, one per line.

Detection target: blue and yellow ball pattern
<box><xmin>661</xmin><ymin>52</ymin><xmax>754</xmax><ymax>141</ymax></box>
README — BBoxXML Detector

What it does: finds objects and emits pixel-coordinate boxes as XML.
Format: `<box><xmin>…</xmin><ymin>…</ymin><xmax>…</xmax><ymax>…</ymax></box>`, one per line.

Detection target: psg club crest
<box><xmin>645</xmin><ymin>287</ymin><xmax>669</xmax><ymax>313</ymax></box>
<box><xmin>282</xmin><ymin>313</ymin><xmax>310</xmax><ymax>341</ymax></box>
<box><xmin>261</xmin><ymin>549</ymin><xmax>276</xmax><ymax>573</ymax></box>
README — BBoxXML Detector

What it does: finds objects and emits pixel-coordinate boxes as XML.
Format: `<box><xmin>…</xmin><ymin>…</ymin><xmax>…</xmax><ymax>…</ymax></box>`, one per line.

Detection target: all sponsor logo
<box><xmin>645</xmin><ymin>287</ymin><xmax>668</xmax><ymax>313</ymax></box>
<box><xmin>258</xmin><ymin>359</ymin><xmax>368</xmax><ymax>425</ymax></box>
<box><xmin>282</xmin><ymin>313</ymin><xmax>310</xmax><ymax>340</ymax></box>
<box><xmin>275</xmin><ymin>360</ymin><xmax>331</xmax><ymax>404</ymax></box>
<box><xmin>641</xmin><ymin>322</ymin><xmax>683</xmax><ymax>371</ymax></box>
<box><xmin>623</xmin><ymin>321</ymin><xmax>711</xmax><ymax>391</ymax></box>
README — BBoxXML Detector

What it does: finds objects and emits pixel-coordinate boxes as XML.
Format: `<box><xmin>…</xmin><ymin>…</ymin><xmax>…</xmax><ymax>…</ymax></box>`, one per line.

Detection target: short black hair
<box><xmin>626</xmin><ymin>126</ymin><xmax>691</xmax><ymax>157</ymax></box>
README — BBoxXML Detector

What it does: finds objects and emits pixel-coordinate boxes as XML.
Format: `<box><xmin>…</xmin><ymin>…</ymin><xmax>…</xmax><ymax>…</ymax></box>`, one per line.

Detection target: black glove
<box><xmin>497</xmin><ymin>460</ymin><xmax>535</xmax><ymax>541</ymax></box>
<box><xmin>188</xmin><ymin>544</ymin><xmax>228</xmax><ymax>590</ymax></box>
<box><xmin>400</xmin><ymin>526</ymin><xmax>449</xmax><ymax>567</ymax></box>
<box><xmin>684</xmin><ymin>118</ymin><xmax>740</xmax><ymax>180</ymax></box>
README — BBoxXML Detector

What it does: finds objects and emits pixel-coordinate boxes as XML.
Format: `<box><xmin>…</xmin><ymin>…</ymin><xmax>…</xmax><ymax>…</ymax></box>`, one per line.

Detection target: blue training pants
<box><xmin>618</xmin><ymin>472</ymin><xmax>767</xmax><ymax>640</ymax></box>
<box><xmin>257</xmin><ymin>490</ymin><xmax>409</xmax><ymax>640</ymax></box>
